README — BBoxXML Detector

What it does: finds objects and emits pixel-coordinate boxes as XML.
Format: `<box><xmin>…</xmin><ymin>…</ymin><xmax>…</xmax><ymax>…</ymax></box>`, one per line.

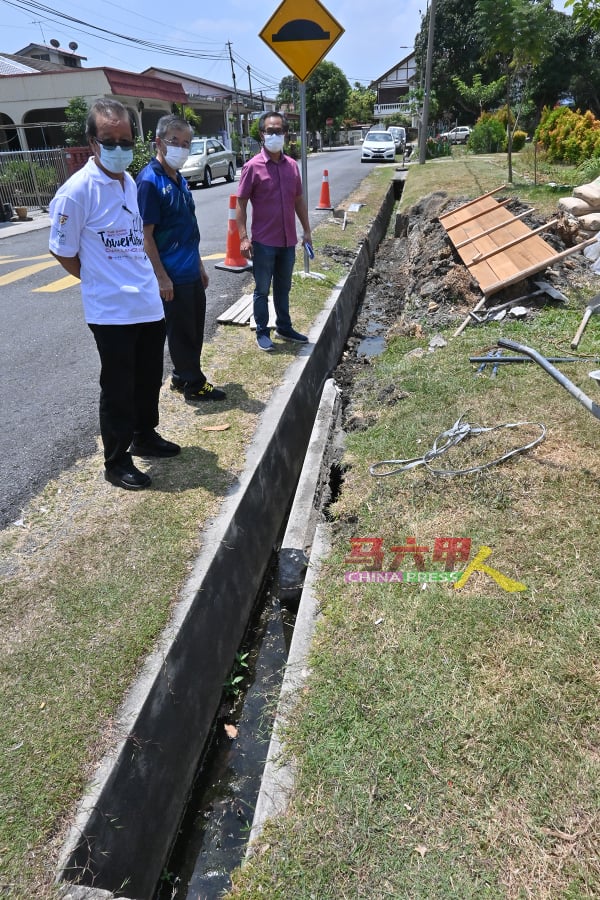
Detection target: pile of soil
<box><xmin>331</xmin><ymin>190</ymin><xmax>596</xmax><ymax>401</ymax></box>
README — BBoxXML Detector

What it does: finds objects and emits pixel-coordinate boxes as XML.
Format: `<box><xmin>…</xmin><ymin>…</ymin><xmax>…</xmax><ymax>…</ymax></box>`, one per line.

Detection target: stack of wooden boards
<box><xmin>439</xmin><ymin>187</ymin><xmax>595</xmax><ymax>300</ymax></box>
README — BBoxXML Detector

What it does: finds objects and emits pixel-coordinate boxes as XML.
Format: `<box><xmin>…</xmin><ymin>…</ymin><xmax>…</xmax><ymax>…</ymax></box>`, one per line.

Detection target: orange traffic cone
<box><xmin>214</xmin><ymin>195</ymin><xmax>253</xmax><ymax>272</ymax></box>
<box><xmin>315</xmin><ymin>169</ymin><xmax>334</xmax><ymax>210</ymax></box>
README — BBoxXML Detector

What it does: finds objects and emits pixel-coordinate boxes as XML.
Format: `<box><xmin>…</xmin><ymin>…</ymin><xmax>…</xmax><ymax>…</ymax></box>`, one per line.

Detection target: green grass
<box><xmin>401</xmin><ymin>150</ymin><xmax>577</xmax><ymax>217</ymax></box>
<box><xmin>0</xmin><ymin>170</ymin><xmax>391</xmax><ymax>898</ymax></box>
<box><xmin>231</xmin><ymin>162</ymin><xmax>600</xmax><ymax>899</ymax></box>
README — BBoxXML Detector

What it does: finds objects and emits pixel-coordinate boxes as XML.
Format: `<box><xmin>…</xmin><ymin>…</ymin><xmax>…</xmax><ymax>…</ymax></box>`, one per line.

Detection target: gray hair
<box><xmin>156</xmin><ymin>114</ymin><xmax>193</xmax><ymax>139</ymax></box>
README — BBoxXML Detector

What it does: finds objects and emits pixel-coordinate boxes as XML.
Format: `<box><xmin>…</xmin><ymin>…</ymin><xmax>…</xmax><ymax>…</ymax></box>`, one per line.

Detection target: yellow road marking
<box><xmin>0</xmin><ymin>253</ymin><xmax>52</xmax><ymax>265</ymax></box>
<box><xmin>0</xmin><ymin>252</ymin><xmax>228</xmax><ymax>291</ymax></box>
<box><xmin>0</xmin><ymin>259</ymin><xmax>58</xmax><ymax>286</ymax></box>
<box><xmin>33</xmin><ymin>274</ymin><xmax>80</xmax><ymax>292</ymax></box>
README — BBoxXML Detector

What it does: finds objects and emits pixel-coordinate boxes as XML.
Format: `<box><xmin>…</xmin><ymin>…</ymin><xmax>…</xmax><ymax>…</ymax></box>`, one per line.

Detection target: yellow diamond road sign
<box><xmin>260</xmin><ymin>0</ymin><xmax>344</xmax><ymax>83</ymax></box>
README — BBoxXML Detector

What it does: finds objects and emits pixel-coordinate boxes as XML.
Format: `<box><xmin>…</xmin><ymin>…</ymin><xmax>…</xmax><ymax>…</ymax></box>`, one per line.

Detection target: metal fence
<box><xmin>0</xmin><ymin>149</ymin><xmax>70</xmax><ymax>212</ymax></box>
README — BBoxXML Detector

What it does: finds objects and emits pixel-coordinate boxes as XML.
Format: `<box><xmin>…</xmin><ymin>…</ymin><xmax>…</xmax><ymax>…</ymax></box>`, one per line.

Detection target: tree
<box><xmin>475</xmin><ymin>0</ymin><xmax>552</xmax><ymax>181</ymax></box>
<box><xmin>172</xmin><ymin>104</ymin><xmax>202</xmax><ymax>133</ymax></box>
<box><xmin>451</xmin><ymin>73</ymin><xmax>507</xmax><ymax>115</ymax></box>
<box><xmin>63</xmin><ymin>96</ymin><xmax>88</xmax><ymax>146</ymax></box>
<box><xmin>343</xmin><ymin>83</ymin><xmax>376</xmax><ymax>126</ymax></box>
<box><xmin>529</xmin><ymin>12</ymin><xmax>600</xmax><ymax>117</ymax></box>
<box><xmin>415</xmin><ymin>0</ymin><xmax>490</xmax><ymax>120</ymax></box>
<box><xmin>304</xmin><ymin>61</ymin><xmax>351</xmax><ymax>135</ymax></box>
<box><xmin>566</xmin><ymin>0</ymin><xmax>600</xmax><ymax>29</ymax></box>
<box><xmin>277</xmin><ymin>75</ymin><xmax>299</xmax><ymax>111</ymax></box>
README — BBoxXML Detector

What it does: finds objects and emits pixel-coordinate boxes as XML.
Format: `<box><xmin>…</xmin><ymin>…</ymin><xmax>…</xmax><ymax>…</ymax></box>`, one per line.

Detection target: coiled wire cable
<box><xmin>369</xmin><ymin>415</ymin><xmax>546</xmax><ymax>478</ymax></box>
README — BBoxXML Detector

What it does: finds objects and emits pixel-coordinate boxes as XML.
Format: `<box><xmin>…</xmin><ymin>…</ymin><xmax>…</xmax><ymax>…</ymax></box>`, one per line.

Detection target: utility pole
<box><xmin>418</xmin><ymin>0</ymin><xmax>437</xmax><ymax>165</ymax></box>
<box><xmin>247</xmin><ymin>65</ymin><xmax>254</xmax><ymax>104</ymax></box>
<box><xmin>227</xmin><ymin>41</ymin><xmax>245</xmax><ymax>163</ymax></box>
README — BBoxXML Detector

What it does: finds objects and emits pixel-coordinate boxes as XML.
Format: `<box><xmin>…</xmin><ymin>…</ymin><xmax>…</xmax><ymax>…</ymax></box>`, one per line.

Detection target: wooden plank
<box><xmin>471</xmin><ymin>219</ymin><xmax>559</xmax><ymax>263</ymax></box>
<box><xmin>443</xmin><ymin>197</ymin><xmax>511</xmax><ymax>231</ymax></box>
<box><xmin>446</xmin><ymin>207</ymin><xmax>516</xmax><ymax>252</ymax></box>
<box><xmin>480</xmin><ymin>237</ymin><xmax>597</xmax><ymax>297</ymax></box>
<box><xmin>438</xmin><ymin>185</ymin><xmax>505</xmax><ymax>220</ymax></box>
<box><xmin>454</xmin><ymin>208</ymin><xmax>535</xmax><ymax>248</ymax></box>
<box><xmin>217</xmin><ymin>294</ymin><xmax>252</xmax><ymax>324</ymax></box>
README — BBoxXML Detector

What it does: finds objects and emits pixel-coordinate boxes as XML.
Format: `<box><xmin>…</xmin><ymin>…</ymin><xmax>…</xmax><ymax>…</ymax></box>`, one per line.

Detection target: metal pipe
<box><xmin>470</xmin><ymin>356</ymin><xmax>586</xmax><ymax>365</ymax></box>
<box><xmin>497</xmin><ymin>338</ymin><xmax>600</xmax><ymax>421</ymax></box>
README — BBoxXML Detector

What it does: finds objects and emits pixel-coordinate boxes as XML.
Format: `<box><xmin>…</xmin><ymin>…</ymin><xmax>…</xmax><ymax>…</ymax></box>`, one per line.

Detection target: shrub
<box><xmin>426</xmin><ymin>137</ymin><xmax>452</xmax><ymax>158</ymax></box>
<box><xmin>512</xmin><ymin>130</ymin><xmax>528</xmax><ymax>152</ymax></box>
<box><xmin>576</xmin><ymin>155</ymin><xmax>600</xmax><ymax>184</ymax></box>
<box><xmin>469</xmin><ymin>115</ymin><xmax>506</xmax><ymax>153</ymax></box>
<box><xmin>129</xmin><ymin>132</ymin><xmax>154</xmax><ymax>179</ymax></box>
<box><xmin>0</xmin><ymin>159</ymin><xmax>58</xmax><ymax>205</ymax></box>
<box><xmin>535</xmin><ymin>105</ymin><xmax>600</xmax><ymax>164</ymax></box>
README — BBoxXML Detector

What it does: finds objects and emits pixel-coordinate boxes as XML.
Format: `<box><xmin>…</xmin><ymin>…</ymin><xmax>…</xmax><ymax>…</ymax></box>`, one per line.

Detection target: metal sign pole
<box><xmin>300</xmin><ymin>80</ymin><xmax>310</xmax><ymax>275</ymax></box>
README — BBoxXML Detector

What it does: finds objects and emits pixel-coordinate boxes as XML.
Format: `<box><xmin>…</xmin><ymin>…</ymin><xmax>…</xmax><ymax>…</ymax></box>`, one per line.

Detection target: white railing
<box><xmin>374</xmin><ymin>103</ymin><xmax>412</xmax><ymax>117</ymax></box>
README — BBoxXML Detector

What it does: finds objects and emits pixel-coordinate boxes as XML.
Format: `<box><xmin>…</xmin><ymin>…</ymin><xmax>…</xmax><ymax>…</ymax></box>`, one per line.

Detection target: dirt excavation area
<box><xmin>331</xmin><ymin>190</ymin><xmax>598</xmax><ymax>394</ymax></box>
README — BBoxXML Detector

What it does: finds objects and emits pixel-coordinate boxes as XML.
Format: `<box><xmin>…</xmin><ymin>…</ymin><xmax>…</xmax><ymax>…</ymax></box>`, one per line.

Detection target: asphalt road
<box><xmin>0</xmin><ymin>145</ymin><xmax>376</xmax><ymax>527</ymax></box>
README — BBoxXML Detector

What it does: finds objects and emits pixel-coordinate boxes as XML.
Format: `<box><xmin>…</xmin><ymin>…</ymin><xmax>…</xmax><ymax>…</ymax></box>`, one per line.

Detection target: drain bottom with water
<box><xmin>155</xmin><ymin>565</ymin><xmax>296</xmax><ymax>900</ymax></box>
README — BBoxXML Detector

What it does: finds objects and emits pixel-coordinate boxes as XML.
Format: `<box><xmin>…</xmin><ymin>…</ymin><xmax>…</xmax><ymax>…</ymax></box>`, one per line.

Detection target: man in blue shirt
<box><xmin>137</xmin><ymin>115</ymin><xmax>225</xmax><ymax>401</ymax></box>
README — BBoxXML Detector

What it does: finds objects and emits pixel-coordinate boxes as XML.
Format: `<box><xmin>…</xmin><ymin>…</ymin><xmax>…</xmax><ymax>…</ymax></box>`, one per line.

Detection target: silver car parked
<box><xmin>180</xmin><ymin>137</ymin><xmax>236</xmax><ymax>188</ymax></box>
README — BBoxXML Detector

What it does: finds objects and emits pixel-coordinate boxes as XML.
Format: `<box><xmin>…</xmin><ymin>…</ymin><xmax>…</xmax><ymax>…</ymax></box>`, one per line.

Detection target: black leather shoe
<box><xmin>105</xmin><ymin>461</ymin><xmax>151</xmax><ymax>490</ymax></box>
<box><xmin>130</xmin><ymin>430</ymin><xmax>181</xmax><ymax>458</ymax></box>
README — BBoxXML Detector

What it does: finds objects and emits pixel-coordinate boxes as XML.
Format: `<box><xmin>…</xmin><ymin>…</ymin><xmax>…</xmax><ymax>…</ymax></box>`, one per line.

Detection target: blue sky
<box><xmin>0</xmin><ymin>0</ymin><xmax>571</xmax><ymax>93</ymax></box>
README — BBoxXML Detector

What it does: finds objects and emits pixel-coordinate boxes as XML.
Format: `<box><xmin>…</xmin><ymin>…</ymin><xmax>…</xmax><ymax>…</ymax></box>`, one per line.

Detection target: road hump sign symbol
<box><xmin>260</xmin><ymin>0</ymin><xmax>344</xmax><ymax>83</ymax></box>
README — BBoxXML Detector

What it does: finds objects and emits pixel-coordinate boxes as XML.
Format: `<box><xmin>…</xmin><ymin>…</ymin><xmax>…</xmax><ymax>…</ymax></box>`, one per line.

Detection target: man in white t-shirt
<box><xmin>49</xmin><ymin>98</ymin><xmax>179</xmax><ymax>490</ymax></box>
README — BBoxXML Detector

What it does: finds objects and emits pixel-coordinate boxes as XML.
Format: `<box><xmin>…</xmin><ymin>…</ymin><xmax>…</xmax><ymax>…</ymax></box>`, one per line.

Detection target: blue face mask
<box><xmin>96</xmin><ymin>141</ymin><xmax>134</xmax><ymax>174</ymax></box>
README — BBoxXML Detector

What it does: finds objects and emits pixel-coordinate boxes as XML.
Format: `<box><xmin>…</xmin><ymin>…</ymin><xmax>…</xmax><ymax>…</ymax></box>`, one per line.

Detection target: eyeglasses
<box><xmin>264</xmin><ymin>128</ymin><xmax>285</xmax><ymax>136</ymax></box>
<box><xmin>95</xmin><ymin>138</ymin><xmax>135</xmax><ymax>150</ymax></box>
<box><xmin>163</xmin><ymin>137</ymin><xmax>191</xmax><ymax>149</ymax></box>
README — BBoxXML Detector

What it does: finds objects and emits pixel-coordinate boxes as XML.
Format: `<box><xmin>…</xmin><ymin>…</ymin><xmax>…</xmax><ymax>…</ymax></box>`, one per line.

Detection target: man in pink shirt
<box><xmin>236</xmin><ymin>112</ymin><xmax>312</xmax><ymax>351</ymax></box>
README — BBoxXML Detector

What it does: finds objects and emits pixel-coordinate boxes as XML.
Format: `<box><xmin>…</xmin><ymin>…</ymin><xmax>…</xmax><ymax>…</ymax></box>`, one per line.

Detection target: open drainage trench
<box><xmin>58</xmin><ymin>176</ymin><xmax>404</xmax><ymax>900</ymax></box>
<box><xmin>151</xmin><ymin>308</ymin><xmax>389</xmax><ymax>900</ymax></box>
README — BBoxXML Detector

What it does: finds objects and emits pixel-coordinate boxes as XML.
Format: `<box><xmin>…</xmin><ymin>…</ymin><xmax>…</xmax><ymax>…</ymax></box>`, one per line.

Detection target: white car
<box><xmin>441</xmin><ymin>126</ymin><xmax>472</xmax><ymax>144</ymax></box>
<box><xmin>361</xmin><ymin>131</ymin><xmax>396</xmax><ymax>163</ymax></box>
<box><xmin>387</xmin><ymin>126</ymin><xmax>406</xmax><ymax>153</ymax></box>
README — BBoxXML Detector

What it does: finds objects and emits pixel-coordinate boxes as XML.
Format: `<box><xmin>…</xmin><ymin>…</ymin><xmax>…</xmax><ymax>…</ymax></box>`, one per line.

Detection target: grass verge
<box><xmin>0</xmin><ymin>166</ymin><xmax>392</xmax><ymax>898</ymax></box>
<box><xmin>231</xmin><ymin>157</ymin><xmax>600</xmax><ymax>898</ymax></box>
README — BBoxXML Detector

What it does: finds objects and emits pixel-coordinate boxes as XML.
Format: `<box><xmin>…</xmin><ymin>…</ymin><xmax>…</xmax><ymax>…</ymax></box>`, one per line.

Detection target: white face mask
<box><xmin>264</xmin><ymin>133</ymin><xmax>285</xmax><ymax>154</ymax></box>
<box><xmin>97</xmin><ymin>142</ymin><xmax>134</xmax><ymax>174</ymax></box>
<box><xmin>164</xmin><ymin>145</ymin><xmax>190</xmax><ymax>170</ymax></box>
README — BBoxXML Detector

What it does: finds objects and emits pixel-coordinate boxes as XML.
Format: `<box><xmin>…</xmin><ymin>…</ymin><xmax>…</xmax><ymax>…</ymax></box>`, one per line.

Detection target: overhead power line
<box><xmin>3</xmin><ymin>0</ymin><xmax>232</xmax><ymax>59</ymax></box>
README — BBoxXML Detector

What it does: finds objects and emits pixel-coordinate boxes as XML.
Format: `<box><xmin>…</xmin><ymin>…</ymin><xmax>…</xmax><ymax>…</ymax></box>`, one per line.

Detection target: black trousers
<box><xmin>89</xmin><ymin>319</ymin><xmax>166</xmax><ymax>470</ymax></box>
<box><xmin>164</xmin><ymin>278</ymin><xmax>206</xmax><ymax>388</ymax></box>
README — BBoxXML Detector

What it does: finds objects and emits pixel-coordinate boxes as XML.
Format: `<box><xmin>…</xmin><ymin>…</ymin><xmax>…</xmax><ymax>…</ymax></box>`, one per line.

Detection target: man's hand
<box><xmin>158</xmin><ymin>274</ymin><xmax>174</xmax><ymax>302</ymax></box>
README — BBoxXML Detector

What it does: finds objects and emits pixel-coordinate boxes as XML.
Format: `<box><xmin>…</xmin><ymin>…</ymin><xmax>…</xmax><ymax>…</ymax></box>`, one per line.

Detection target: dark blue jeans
<box><xmin>89</xmin><ymin>319</ymin><xmax>166</xmax><ymax>469</ymax></box>
<box><xmin>251</xmin><ymin>241</ymin><xmax>295</xmax><ymax>337</ymax></box>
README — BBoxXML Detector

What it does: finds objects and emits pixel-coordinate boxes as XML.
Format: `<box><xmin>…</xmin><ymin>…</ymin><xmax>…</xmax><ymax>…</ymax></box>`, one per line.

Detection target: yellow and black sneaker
<box><xmin>184</xmin><ymin>381</ymin><xmax>226</xmax><ymax>402</ymax></box>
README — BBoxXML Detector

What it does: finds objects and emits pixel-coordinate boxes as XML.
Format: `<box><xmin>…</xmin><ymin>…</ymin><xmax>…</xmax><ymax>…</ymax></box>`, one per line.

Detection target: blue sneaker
<box><xmin>256</xmin><ymin>332</ymin><xmax>275</xmax><ymax>351</ymax></box>
<box><xmin>275</xmin><ymin>328</ymin><xmax>308</xmax><ymax>343</ymax></box>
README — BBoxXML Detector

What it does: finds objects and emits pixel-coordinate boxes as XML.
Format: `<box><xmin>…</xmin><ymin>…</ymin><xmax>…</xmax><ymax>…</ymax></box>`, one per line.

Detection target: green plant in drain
<box><xmin>224</xmin><ymin>651</ymin><xmax>250</xmax><ymax>697</ymax></box>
